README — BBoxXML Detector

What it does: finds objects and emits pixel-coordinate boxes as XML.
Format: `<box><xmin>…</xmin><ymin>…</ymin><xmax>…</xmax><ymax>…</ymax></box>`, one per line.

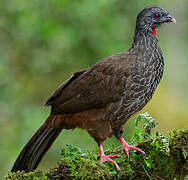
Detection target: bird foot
<box><xmin>99</xmin><ymin>144</ymin><xmax>121</xmax><ymax>172</ymax></box>
<box><xmin>100</xmin><ymin>154</ymin><xmax>121</xmax><ymax>172</ymax></box>
<box><xmin>120</xmin><ymin>137</ymin><xmax>145</xmax><ymax>158</ymax></box>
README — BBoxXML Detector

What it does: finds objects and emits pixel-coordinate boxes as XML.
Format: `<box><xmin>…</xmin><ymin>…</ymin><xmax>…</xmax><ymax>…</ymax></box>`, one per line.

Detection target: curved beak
<box><xmin>168</xmin><ymin>15</ymin><xmax>176</xmax><ymax>23</ymax></box>
<box><xmin>170</xmin><ymin>17</ymin><xmax>176</xmax><ymax>23</ymax></box>
<box><xmin>161</xmin><ymin>14</ymin><xmax>176</xmax><ymax>23</ymax></box>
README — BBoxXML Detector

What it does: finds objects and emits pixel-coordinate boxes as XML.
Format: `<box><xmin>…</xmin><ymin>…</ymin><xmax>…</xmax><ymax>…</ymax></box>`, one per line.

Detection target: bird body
<box><xmin>46</xmin><ymin>31</ymin><xmax>163</xmax><ymax>133</ymax></box>
<box><xmin>12</xmin><ymin>6</ymin><xmax>175</xmax><ymax>172</ymax></box>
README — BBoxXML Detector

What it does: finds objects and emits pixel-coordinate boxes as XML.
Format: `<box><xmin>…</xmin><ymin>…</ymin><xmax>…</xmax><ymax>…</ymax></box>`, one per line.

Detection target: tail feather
<box><xmin>11</xmin><ymin>119</ymin><xmax>62</xmax><ymax>172</ymax></box>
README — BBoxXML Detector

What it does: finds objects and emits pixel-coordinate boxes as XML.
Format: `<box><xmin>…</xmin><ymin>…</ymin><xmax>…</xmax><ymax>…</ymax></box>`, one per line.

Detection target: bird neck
<box><xmin>132</xmin><ymin>29</ymin><xmax>158</xmax><ymax>49</ymax></box>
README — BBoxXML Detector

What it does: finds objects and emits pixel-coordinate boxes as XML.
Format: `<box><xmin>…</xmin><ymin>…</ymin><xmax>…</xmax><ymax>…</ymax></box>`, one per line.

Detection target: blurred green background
<box><xmin>0</xmin><ymin>0</ymin><xmax>188</xmax><ymax>178</ymax></box>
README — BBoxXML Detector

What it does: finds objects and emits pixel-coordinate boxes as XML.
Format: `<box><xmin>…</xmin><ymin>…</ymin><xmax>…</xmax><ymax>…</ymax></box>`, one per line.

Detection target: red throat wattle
<box><xmin>152</xmin><ymin>28</ymin><xmax>156</xmax><ymax>36</ymax></box>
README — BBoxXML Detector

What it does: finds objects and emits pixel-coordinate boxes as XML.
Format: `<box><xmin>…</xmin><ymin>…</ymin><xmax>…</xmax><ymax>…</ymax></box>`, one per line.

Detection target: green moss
<box><xmin>5</xmin><ymin>113</ymin><xmax>188</xmax><ymax>180</ymax></box>
<box><xmin>5</xmin><ymin>170</ymin><xmax>47</xmax><ymax>180</ymax></box>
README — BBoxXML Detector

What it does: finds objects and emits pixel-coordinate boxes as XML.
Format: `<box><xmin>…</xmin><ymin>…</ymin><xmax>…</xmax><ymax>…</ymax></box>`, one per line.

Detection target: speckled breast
<box><xmin>105</xmin><ymin>43</ymin><xmax>164</xmax><ymax>128</ymax></box>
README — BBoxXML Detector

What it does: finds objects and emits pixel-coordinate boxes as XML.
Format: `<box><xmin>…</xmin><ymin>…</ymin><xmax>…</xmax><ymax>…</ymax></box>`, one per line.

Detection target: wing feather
<box><xmin>46</xmin><ymin>53</ymin><xmax>132</xmax><ymax>114</ymax></box>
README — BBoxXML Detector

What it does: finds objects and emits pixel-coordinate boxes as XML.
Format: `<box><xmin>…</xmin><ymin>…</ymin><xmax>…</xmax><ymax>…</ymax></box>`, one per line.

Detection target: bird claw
<box><xmin>100</xmin><ymin>154</ymin><xmax>121</xmax><ymax>172</ymax></box>
<box><xmin>120</xmin><ymin>137</ymin><xmax>146</xmax><ymax>158</ymax></box>
<box><xmin>108</xmin><ymin>154</ymin><xmax>121</xmax><ymax>158</ymax></box>
<box><xmin>98</xmin><ymin>137</ymin><xmax>146</xmax><ymax>173</ymax></box>
<box><xmin>99</xmin><ymin>144</ymin><xmax>121</xmax><ymax>171</ymax></box>
<box><xmin>100</xmin><ymin>154</ymin><xmax>120</xmax><ymax>162</ymax></box>
<box><xmin>98</xmin><ymin>154</ymin><xmax>121</xmax><ymax>159</ymax></box>
<box><xmin>123</xmin><ymin>144</ymin><xmax>145</xmax><ymax>157</ymax></box>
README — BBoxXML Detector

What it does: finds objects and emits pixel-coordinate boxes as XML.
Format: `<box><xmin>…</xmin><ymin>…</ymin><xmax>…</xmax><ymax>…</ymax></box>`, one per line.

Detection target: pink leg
<box><xmin>99</xmin><ymin>144</ymin><xmax>121</xmax><ymax>172</ymax></box>
<box><xmin>120</xmin><ymin>137</ymin><xmax>145</xmax><ymax>158</ymax></box>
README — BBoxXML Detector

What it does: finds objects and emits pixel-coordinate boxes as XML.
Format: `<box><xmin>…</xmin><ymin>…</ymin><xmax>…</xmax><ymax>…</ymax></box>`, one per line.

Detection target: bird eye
<box><xmin>154</xmin><ymin>13</ymin><xmax>160</xmax><ymax>18</ymax></box>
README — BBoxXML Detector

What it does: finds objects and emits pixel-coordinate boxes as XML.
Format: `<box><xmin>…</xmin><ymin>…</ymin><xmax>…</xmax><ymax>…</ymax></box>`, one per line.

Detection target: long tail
<box><xmin>11</xmin><ymin>116</ymin><xmax>63</xmax><ymax>172</ymax></box>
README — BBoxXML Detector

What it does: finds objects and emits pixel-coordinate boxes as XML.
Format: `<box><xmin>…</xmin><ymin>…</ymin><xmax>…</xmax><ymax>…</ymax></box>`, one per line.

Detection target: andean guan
<box><xmin>12</xmin><ymin>6</ymin><xmax>176</xmax><ymax>172</ymax></box>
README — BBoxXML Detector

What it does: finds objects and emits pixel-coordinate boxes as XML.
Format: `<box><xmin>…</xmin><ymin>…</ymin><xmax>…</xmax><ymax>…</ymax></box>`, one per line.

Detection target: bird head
<box><xmin>136</xmin><ymin>6</ymin><xmax>176</xmax><ymax>36</ymax></box>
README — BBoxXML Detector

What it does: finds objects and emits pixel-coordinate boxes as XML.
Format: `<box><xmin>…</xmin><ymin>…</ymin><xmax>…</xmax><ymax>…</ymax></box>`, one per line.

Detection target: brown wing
<box><xmin>45</xmin><ymin>70</ymin><xmax>86</xmax><ymax>106</ymax></box>
<box><xmin>46</xmin><ymin>52</ymin><xmax>132</xmax><ymax>114</ymax></box>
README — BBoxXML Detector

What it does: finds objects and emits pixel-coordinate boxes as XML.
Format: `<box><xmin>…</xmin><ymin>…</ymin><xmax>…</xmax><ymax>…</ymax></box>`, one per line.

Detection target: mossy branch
<box><xmin>5</xmin><ymin>113</ymin><xmax>188</xmax><ymax>180</ymax></box>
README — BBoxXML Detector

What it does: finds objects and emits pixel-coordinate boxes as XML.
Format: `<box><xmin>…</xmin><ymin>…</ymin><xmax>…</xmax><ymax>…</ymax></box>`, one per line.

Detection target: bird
<box><xmin>11</xmin><ymin>6</ymin><xmax>176</xmax><ymax>172</ymax></box>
